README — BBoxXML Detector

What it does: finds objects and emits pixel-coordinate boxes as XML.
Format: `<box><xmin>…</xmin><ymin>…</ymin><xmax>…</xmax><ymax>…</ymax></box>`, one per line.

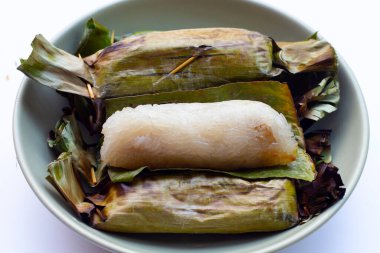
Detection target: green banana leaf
<box><xmin>48</xmin><ymin>112</ymin><xmax>105</xmax><ymax>186</ymax></box>
<box><xmin>108</xmin><ymin>147</ymin><xmax>315</xmax><ymax>182</ymax></box>
<box><xmin>108</xmin><ymin>166</ymin><xmax>146</xmax><ymax>183</ymax></box>
<box><xmin>105</xmin><ymin>81</ymin><xmax>297</xmax><ymax>119</ymax></box>
<box><xmin>48</xmin><ymin>153</ymin><xmax>300</xmax><ymax>232</ymax></box>
<box><xmin>75</xmin><ymin>18</ymin><xmax>113</xmax><ymax>57</ymax></box>
<box><xmin>47</xmin><ymin>153</ymin><xmax>94</xmax><ymax>218</ymax></box>
<box><xmin>18</xmin><ymin>28</ymin><xmax>336</xmax><ymax>99</ymax></box>
<box><xmin>298</xmin><ymin>76</ymin><xmax>339</xmax><ymax>121</ymax></box>
<box><xmin>307</xmin><ymin>32</ymin><xmax>319</xmax><ymax>40</ymax></box>
<box><xmin>18</xmin><ymin>35</ymin><xmax>94</xmax><ymax>97</ymax></box>
<box><xmin>92</xmin><ymin>175</ymin><xmax>298</xmax><ymax>233</ymax></box>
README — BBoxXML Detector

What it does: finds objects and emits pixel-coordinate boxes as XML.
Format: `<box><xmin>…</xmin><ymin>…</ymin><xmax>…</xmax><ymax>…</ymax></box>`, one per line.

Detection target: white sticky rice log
<box><xmin>101</xmin><ymin>100</ymin><xmax>297</xmax><ymax>170</ymax></box>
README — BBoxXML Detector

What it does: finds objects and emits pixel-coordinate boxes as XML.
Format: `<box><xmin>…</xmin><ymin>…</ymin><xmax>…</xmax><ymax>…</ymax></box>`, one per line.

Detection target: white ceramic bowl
<box><xmin>13</xmin><ymin>0</ymin><xmax>369</xmax><ymax>252</ymax></box>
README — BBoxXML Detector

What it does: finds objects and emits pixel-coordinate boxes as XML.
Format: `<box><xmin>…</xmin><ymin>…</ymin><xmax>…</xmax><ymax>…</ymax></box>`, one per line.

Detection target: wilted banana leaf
<box><xmin>298</xmin><ymin>76</ymin><xmax>339</xmax><ymax>122</ymax></box>
<box><xmin>18</xmin><ymin>28</ymin><xmax>336</xmax><ymax>98</ymax></box>
<box><xmin>91</xmin><ymin>174</ymin><xmax>299</xmax><ymax>233</ymax></box>
<box><xmin>18</xmin><ymin>35</ymin><xmax>93</xmax><ymax>97</ymax></box>
<box><xmin>75</xmin><ymin>18</ymin><xmax>113</xmax><ymax>57</ymax></box>
<box><xmin>108</xmin><ymin>147</ymin><xmax>315</xmax><ymax>182</ymax></box>
<box><xmin>298</xmin><ymin>130</ymin><xmax>345</xmax><ymax>220</ymax></box>
<box><xmin>275</xmin><ymin>39</ymin><xmax>337</xmax><ymax>74</ymax></box>
<box><xmin>48</xmin><ymin>112</ymin><xmax>105</xmax><ymax>186</ymax></box>
<box><xmin>63</xmin><ymin>93</ymin><xmax>101</xmax><ymax>133</ymax></box>
<box><xmin>105</xmin><ymin>81</ymin><xmax>304</xmax><ymax>145</ymax></box>
<box><xmin>305</xmin><ymin>130</ymin><xmax>333</xmax><ymax>164</ymax></box>
<box><xmin>47</xmin><ymin>153</ymin><xmax>95</xmax><ymax>219</ymax></box>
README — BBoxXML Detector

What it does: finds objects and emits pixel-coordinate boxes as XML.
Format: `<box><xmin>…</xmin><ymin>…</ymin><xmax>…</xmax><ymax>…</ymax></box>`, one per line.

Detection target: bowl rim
<box><xmin>13</xmin><ymin>0</ymin><xmax>370</xmax><ymax>252</ymax></box>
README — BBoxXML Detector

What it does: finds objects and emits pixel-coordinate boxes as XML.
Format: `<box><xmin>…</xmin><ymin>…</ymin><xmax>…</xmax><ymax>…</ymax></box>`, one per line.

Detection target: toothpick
<box><xmin>78</xmin><ymin>53</ymin><xmax>96</xmax><ymax>100</ymax></box>
<box><xmin>87</xmin><ymin>83</ymin><xmax>95</xmax><ymax>100</ymax></box>
<box><xmin>153</xmin><ymin>55</ymin><xmax>199</xmax><ymax>86</ymax></box>
<box><xmin>111</xmin><ymin>30</ymin><xmax>115</xmax><ymax>44</ymax></box>
<box><xmin>169</xmin><ymin>56</ymin><xmax>197</xmax><ymax>75</ymax></box>
<box><xmin>96</xmin><ymin>208</ymin><xmax>106</xmax><ymax>221</ymax></box>
<box><xmin>90</xmin><ymin>167</ymin><xmax>97</xmax><ymax>185</ymax></box>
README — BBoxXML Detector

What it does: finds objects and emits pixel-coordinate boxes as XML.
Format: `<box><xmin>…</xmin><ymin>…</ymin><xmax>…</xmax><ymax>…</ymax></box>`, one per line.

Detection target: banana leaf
<box><xmin>48</xmin><ymin>112</ymin><xmax>105</xmax><ymax>186</ymax></box>
<box><xmin>105</xmin><ymin>81</ymin><xmax>296</xmax><ymax>117</ymax></box>
<box><xmin>18</xmin><ymin>28</ymin><xmax>336</xmax><ymax>98</ymax></box>
<box><xmin>105</xmin><ymin>81</ymin><xmax>304</xmax><ymax>146</ymax></box>
<box><xmin>275</xmin><ymin>40</ymin><xmax>337</xmax><ymax>74</ymax></box>
<box><xmin>305</xmin><ymin>130</ymin><xmax>333</xmax><ymax>164</ymax></box>
<box><xmin>48</xmin><ymin>155</ymin><xmax>299</xmax><ymax>232</ymax></box>
<box><xmin>298</xmin><ymin>76</ymin><xmax>339</xmax><ymax>122</ymax></box>
<box><xmin>297</xmin><ymin>130</ymin><xmax>345</xmax><ymax>219</ymax></box>
<box><xmin>108</xmin><ymin>147</ymin><xmax>315</xmax><ymax>182</ymax></box>
<box><xmin>47</xmin><ymin>153</ymin><xmax>95</xmax><ymax>218</ymax></box>
<box><xmin>48</xmin><ymin>113</ymin><xmax>95</xmax><ymax>182</ymax></box>
<box><xmin>75</xmin><ymin>18</ymin><xmax>113</xmax><ymax>57</ymax></box>
<box><xmin>91</xmin><ymin>174</ymin><xmax>299</xmax><ymax>233</ymax></box>
<box><xmin>18</xmin><ymin>35</ymin><xmax>93</xmax><ymax>97</ymax></box>
<box><xmin>307</xmin><ymin>32</ymin><xmax>319</xmax><ymax>40</ymax></box>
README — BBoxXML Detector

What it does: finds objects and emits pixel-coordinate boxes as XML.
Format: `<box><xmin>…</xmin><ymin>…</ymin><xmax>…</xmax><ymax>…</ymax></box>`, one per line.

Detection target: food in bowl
<box><xmin>17</xmin><ymin>18</ymin><xmax>345</xmax><ymax>233</ymax></box>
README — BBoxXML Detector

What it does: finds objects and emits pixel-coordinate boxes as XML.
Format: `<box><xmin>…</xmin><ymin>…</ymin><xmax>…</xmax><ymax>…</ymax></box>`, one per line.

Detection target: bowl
<box><xmin>13</xmin><ymin>0</ymin><xmax>369</xmax><ymax>252</ymax></box>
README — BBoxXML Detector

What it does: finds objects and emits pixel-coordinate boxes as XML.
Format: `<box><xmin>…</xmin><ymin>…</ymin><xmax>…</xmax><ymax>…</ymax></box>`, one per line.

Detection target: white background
<box><xmin>1</xmin><ymin>0</ymin><xmax>379</xmax><ymax>252</ymax></box>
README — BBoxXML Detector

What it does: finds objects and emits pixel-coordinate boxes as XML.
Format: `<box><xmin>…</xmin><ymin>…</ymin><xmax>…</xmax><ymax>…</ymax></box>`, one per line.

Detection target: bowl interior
<box><xmin>13</xmin><ymin>0</ymin><xmax>369</xmax><ymax>252</ymax></box>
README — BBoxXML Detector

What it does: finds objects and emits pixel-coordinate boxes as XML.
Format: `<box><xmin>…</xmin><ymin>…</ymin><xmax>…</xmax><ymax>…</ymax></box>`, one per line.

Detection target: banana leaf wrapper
<box><xmin>18</xmin><ymin>28</ymin><xmax>336</xmax><ymax>98</ymax></box>
<box><xmin>108</xmin><ymin>146</ymin><xmax>315</xmax><ymax>182</ymax></box>
<box><xmin>106</xmin><ymin>81</ymin><xmax>294</xmax><ymax>117</ymax></box>
<box><xmin>275</xmin><ymin>40</ymin><xmax>337</xmax><ymax>74</ymax></box>
<box><xmin>90</xmin><ymin>174</ymin><xmax>299</xmax><ymax>233</ymax></box>
<box><xmin>104</xmin><ymin>81</ymin><xmax>315</xmax><ymax>181</ymax></box>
